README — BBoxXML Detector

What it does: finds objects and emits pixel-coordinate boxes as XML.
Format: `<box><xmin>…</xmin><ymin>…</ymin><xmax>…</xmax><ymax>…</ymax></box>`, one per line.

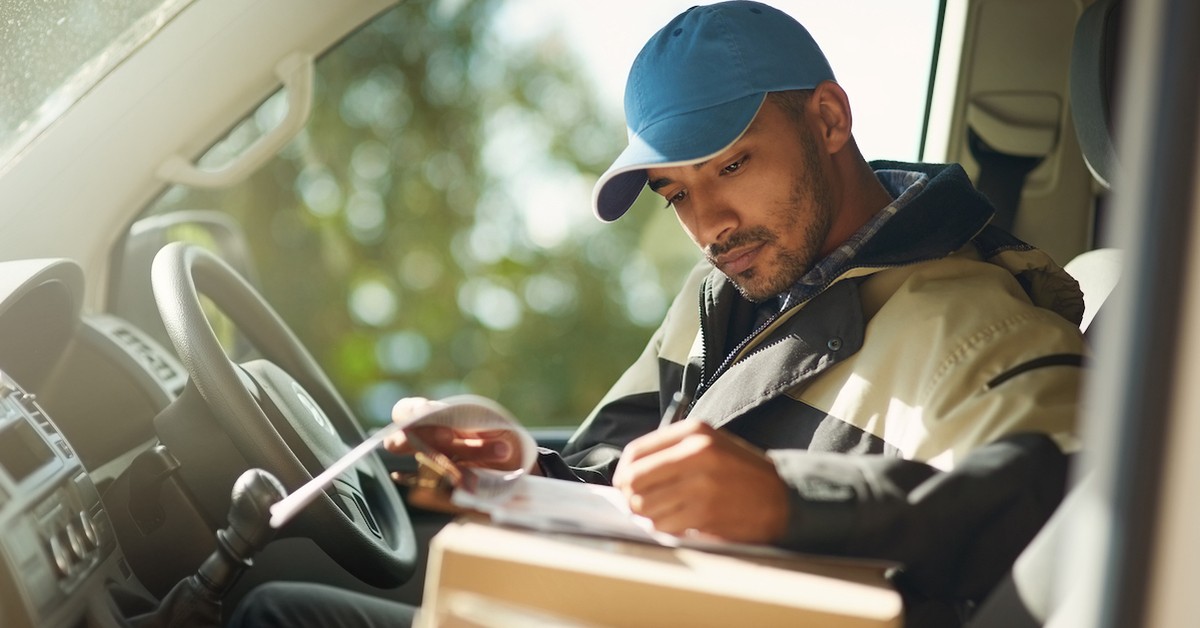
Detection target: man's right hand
<box><xmin>612</xmin><ymin>420</ymin><xmax>788</xmax><ymax>543</ymax></box>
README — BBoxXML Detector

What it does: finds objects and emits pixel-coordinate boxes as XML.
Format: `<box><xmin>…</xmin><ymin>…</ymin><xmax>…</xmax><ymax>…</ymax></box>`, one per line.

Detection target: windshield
<box><xmin>0</xmin><ymin>0</ymin><xmax>194</xmax><ymax>170</ymax></box>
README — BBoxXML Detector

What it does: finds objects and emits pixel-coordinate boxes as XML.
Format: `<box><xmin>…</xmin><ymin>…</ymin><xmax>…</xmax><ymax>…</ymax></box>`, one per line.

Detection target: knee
<box><xmin>227</xmin><ymin>582</ymin><xmax>300</xmax><ymax>628</ymax></box>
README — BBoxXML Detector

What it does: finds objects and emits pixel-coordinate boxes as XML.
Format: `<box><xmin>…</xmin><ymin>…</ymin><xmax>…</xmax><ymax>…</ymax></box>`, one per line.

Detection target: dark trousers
<box><xmin>227</xmin><ymin>581</ymin><xmax>418</xmax><ymax>628</ymax></box>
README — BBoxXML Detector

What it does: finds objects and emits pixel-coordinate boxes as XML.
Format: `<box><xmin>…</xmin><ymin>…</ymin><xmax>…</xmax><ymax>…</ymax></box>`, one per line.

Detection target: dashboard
<box><xmin>0</xmin><ymin>258</ymin><xmax>182</xmax><ymax>627</ymax></box>
<box><xmin>0</xmin><ymin>254</ymin><xmax>439</xmax><ymax>627</ymax></box>
<box><xmin>0</xmin><ymin>370</ymin><xmax>134</xmax><ymax>627</ymax></box>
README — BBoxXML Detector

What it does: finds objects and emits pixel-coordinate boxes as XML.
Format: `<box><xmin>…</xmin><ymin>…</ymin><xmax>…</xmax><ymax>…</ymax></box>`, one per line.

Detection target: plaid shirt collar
<box><xmin>774</xmin><ymin>168</ymin><xmax>930</xmax><ymax>313</ymax></box>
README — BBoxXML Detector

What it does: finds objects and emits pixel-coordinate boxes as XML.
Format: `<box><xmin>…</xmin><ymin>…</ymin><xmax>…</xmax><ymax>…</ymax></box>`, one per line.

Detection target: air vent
<box><xmin>110</xmin><ymin>327</ymin><xmax>179</xmax><ymax>383</ymax></box>
<box><xmin>87</xmin><ymin>315</ymin><xmax>187</xmax><ymax>395</ymax></box>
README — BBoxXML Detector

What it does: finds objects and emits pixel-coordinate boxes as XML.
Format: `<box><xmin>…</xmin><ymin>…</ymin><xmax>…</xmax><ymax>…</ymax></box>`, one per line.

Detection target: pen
<box><xmin>658</xmin><ymin>390</ymin><xmax>690</xmax><ymax>429</ymax></box>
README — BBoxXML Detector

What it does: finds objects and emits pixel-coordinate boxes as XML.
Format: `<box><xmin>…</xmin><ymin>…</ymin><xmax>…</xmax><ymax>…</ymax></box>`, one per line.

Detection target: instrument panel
<box><xmin>0</xmin><ymin>370</ymin><xmax>131</xmax><ymax>628</ymax></box>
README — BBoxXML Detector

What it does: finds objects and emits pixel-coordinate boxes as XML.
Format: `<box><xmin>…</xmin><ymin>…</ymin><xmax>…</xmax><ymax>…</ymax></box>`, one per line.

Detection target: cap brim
<box><xmin>593</xmin><ymin>93</ymin><xmax>766</xmax><ymax>222</ymax></box>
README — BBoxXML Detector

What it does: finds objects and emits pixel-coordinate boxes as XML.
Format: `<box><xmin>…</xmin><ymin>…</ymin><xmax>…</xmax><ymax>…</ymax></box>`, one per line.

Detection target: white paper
<box><xmin>458</xmin><ymin>474</ymin><xmax>661</xmax><ymax>542</ymax></box>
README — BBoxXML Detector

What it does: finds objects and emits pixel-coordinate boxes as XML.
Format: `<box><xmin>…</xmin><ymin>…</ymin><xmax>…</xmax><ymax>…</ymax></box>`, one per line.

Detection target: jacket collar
<box><xmin>853</xmin><ymin>161</ymin><xmax>995</xmax><ymax>267</ymax></box>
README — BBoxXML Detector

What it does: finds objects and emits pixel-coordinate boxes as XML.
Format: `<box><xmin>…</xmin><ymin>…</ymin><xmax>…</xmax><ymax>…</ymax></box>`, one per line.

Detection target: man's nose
<box><xmin>691</xmin><ymin>195</ymin><xmax>739</xmax><ymax>247</ymax></box>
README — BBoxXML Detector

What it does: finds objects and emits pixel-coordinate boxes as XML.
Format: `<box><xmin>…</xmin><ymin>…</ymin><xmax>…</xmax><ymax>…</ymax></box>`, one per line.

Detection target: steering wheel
<box><xmin>150</xmin><ymin>241</ymin><xmax>416</xmax><ymax>587</ymax></box>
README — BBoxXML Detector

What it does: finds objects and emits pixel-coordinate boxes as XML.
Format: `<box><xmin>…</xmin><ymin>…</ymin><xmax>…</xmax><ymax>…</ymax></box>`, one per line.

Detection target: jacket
<box><xmin>539</xmin><ymin>161</ymin><xmax>1087</xmax><ymax>607</ymax></box>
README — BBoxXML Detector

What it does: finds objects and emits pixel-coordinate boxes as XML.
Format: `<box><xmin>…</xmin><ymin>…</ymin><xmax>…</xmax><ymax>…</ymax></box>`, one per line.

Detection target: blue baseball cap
<box><xmin>592</xmin><ymin>1</ymin><xmax>836</xmax><ymax>222</ymax></box>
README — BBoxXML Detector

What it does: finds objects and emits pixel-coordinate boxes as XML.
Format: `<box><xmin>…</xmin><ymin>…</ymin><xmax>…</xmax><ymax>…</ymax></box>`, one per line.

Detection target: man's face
<box><xmin>645</xmin><ymin>98</ymin><xmax>835</xmax><ymax>302</ymax></box>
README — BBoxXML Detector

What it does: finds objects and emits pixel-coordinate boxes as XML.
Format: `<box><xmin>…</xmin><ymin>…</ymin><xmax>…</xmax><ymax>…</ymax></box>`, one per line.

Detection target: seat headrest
<box><xmin>1069</xmin><ymin>0</ymin><xmax>1123</xmax><ymax>189</ymax></box>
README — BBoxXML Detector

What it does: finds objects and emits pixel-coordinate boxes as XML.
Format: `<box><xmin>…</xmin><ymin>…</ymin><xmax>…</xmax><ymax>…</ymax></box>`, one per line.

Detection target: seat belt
<box><xmin>968</xmin><ymin>128</ymin><xmax>1044</xmax><ymax>233</ymax></box>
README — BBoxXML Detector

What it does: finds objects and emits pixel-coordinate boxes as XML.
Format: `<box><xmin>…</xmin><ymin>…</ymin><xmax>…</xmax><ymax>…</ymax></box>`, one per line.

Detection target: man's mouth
<box><xmin>714</xmin><ymin>242</ymin><xmax>766</xmax><ymax>276</ymax></box>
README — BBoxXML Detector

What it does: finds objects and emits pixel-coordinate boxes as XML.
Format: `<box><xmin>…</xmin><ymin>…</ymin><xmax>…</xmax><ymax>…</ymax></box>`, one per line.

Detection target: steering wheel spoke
<box><xmin>333</xmin><ymin>478</ymin><xmax>385</xmax><ymax>540</ymax></box>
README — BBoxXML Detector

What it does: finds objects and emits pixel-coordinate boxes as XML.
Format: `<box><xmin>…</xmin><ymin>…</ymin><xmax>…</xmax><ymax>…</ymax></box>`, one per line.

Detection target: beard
<box><xmin>706</xmin><ymin>134</ymin><xmax>835</xmax><ymax>303</ymax></box>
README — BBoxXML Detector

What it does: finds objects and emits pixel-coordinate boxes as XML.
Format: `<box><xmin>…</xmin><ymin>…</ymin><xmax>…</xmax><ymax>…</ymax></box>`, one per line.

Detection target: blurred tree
<box><xmin>148</xmin><ymin>0</ymin><xmax>697</xmax><ymax>428</ymax></box>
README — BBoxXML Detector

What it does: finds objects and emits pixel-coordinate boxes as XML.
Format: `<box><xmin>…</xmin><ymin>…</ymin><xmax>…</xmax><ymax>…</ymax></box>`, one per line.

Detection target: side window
<box><xmin>127</xmin><ymin>3</ymin><xmax>698</xmax><ymax>428</ymax></box>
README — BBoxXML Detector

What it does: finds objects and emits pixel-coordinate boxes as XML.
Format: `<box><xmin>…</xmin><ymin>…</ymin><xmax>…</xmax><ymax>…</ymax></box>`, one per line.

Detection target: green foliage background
<box><xmin>149</xmin><ymin>2</ymin><xmax>698</xmax><ymax>428</ymax></box>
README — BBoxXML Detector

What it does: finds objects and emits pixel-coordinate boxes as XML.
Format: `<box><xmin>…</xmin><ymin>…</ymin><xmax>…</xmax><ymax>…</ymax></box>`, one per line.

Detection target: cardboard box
<box><xmin>419</xmin><ymin>519</ymin><xmax>903</xmax><ymax>627</ymax></box>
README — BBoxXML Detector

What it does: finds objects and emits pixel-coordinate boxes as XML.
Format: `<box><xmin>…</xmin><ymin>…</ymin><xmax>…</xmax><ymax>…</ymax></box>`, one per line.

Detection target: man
<box><xmin>232</xmin><ymin>2</ymin><xmax>1085</xmax><ymax>625</ymax></box>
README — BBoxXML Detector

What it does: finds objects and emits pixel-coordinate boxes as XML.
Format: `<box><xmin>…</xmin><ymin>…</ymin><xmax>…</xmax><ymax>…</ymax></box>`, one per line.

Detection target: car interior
<box><xmin>1</xmin><ymin>0</ymin><xmax>1197</xmax><ymax>626</ymax></box>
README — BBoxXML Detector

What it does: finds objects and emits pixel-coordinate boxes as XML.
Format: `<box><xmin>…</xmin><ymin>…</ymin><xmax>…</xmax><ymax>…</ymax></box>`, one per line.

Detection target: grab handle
<box><xmin>158</xmin><ymin>52</ymin><xmax>313</xmax><ymax>188</ymax></box>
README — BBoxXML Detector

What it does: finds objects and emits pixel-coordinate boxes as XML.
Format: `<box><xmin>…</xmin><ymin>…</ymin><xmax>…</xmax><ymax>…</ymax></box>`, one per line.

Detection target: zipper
<box><xmin>691</xmin><ymin>286</ymin><xmax>711</xmax><ymax>413</ymax></box>
<box><xmin>695</xmin><ymin>299</ymin><xmax>785</xmax><ymax>401</ymax></box>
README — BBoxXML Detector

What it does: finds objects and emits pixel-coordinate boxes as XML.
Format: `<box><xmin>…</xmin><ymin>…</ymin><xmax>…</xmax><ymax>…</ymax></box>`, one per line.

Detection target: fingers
<box><xmin>399</xmin><ymin>426</ymin><xmax>514</xmax><ymax>465</ymax></box>
<box><xmin>383</xmin><ymin>395</ymin><xmax>523</xmax><ymax>470</ymax></box>
<box><xmin>391</xmin><ymin>397</ymin><xmax>446</xmax><ymax>423</ymax></box>
<box><xmin>624</xmin><ymin>419</ymin><xmax>710</xmax><ymax>460</ymax></box>
<box><xmin>618</xmin><ymin>428</ymin><xmax>720</xmax><ymax>518</ymax></box>
<box><xmin>613</xmin><ymin>420</ymin><xmax>711</xmax><ymax>490</ymax></box>
<box><xmin>383</xmin><ymin>397</ymin><xmax>442</xmax><ymax>453</ymax></box>
<box><xmin>615</xmin><ymin>424</ymin><xmax>790</xmax><ymax>543</ymax></box>
<box><xmin>382</xmin><ymin>429</ymin><xmax>412</xmax><ymax>454</ymax></box>
<box><xmin>442</xmin><ymin>432</ymin><xmax>517</xmax><ymax>468</ymax></box>
<box><xmin>454</xmin><ymin>429</ymin><xmax>517</xmax><ymax>464</ymax></box>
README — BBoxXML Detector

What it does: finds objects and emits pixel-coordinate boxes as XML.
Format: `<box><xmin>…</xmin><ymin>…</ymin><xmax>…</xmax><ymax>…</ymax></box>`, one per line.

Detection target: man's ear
<box><xmin>810</xmin><ymin>81</ymin><xmax>853</xmax><ymax>154</ymax></box>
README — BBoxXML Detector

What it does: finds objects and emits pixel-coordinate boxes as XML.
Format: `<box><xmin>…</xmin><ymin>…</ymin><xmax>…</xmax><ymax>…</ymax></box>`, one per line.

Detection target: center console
<box><xmin>0</xmin><ymin>370</ymin><xmax>143</xmax><ymax>628</ymax></box>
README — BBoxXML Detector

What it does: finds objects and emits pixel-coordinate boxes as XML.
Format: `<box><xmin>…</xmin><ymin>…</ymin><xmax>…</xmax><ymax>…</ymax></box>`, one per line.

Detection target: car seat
<box><xmin>1064</xmin><ymin>0</ymin><xmax>1124</xmax><ymax>337</ymax></box>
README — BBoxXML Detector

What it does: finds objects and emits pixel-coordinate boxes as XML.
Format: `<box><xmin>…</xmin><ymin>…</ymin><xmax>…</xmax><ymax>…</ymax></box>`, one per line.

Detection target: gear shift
<box><xmin>196</xmin><ymin>468</ymin><xmax>288</xmax><ymax>597</ymax></box>
<box><xmin>125</xmin><ymin>469</ymin><xmax>287</xmax><ymax>627</ymax></box>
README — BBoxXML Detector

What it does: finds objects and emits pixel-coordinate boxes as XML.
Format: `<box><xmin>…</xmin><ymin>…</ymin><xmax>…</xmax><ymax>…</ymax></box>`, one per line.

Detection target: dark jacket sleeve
<box><xmin>535</xmin><ymin>389</ymin><xmax>662</xmax><ymax>483</ymax></box>
<box><xmin>768</xmin><ymin>432</ymin><xmax>1069</xmax><ymax>603</ymax></box>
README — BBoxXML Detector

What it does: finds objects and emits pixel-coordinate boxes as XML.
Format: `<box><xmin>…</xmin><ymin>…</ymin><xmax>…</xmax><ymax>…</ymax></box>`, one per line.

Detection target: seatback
<box><xmin>1070</xmin><ymin>0</ymin><xmax>1122</xmax><ymax>190</ymax></box>
<box><xmin>1064</xmin><ymin>0</ymin><xmax>1124</xmax><ymax>337</ymax></box>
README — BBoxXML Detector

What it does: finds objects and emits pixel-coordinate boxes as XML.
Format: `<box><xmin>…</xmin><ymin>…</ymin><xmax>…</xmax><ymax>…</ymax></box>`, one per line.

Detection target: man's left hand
<box><xmin>612</xmin><ymin>421</ymin><xmax>789</xmax><ymax>543</ymax></box>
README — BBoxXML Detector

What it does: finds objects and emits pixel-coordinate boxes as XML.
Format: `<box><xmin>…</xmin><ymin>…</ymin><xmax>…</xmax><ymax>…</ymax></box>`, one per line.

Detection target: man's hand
<box><xmin>383</xmin><ymin>397</ymin><xmax>537</xmax><ymax>474</ymax></box>
<box><xmin>612</xmin><ymin>421</ymin><xmax>788</xmax><ymax>543</ymax></box>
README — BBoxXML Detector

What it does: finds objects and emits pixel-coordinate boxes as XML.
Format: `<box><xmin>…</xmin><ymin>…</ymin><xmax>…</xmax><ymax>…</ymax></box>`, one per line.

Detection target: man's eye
<box><xmin>668</xmin><ymin>189</ymin><xmax>688</xmax><ymax>205</ymax></box>
<box><xmin>722</xmin><ymin>158</ymin><xmax>746</xmax><ymax>175</ymax></box>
